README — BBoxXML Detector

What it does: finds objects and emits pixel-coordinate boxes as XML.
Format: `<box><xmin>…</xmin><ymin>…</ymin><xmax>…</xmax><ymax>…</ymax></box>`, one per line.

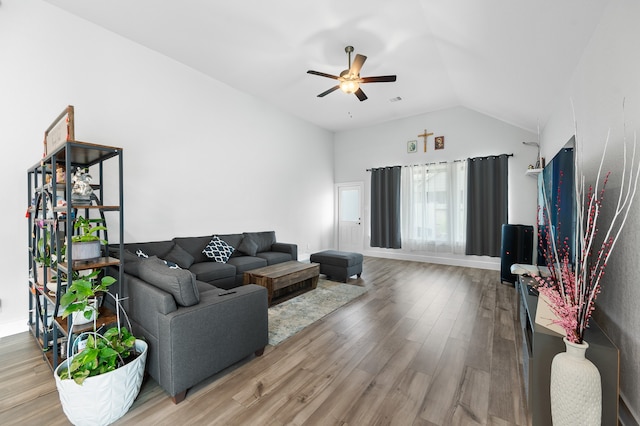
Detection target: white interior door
<box><xmin>337</xmin><ymin>183</ymin><xmax>364</xmax><ymax>252</ymax></box>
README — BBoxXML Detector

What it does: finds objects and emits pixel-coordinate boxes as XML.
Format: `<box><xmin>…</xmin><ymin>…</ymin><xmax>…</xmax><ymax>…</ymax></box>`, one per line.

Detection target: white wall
<box><xmin>541</xmin><ymin>0</ymin><xmax>640</xmax><ymax>422</ymax></box>
<box><xmin>0</xmin><ymin>0</ymin><xmax>334</xmax><ymax>336</ymax></box>
<box><xmin>334</xmin><ymin>106</ymin><xmax>538</xmax><ymax>269</ymax></box>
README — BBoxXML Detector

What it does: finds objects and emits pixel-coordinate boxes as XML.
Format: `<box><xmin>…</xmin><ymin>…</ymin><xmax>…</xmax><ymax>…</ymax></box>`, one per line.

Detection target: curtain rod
<box><xmin>366</xmin><ymin>153</ymin><xmax>513</xmax><ymax>172</ymax></box>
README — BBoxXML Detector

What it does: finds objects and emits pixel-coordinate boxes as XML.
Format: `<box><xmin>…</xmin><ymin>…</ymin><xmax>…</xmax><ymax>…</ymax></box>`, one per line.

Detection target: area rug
<box><xmin>268</xmin><ymin>279</ymin><xmax>367</xmax><ymax>345</ymax></box>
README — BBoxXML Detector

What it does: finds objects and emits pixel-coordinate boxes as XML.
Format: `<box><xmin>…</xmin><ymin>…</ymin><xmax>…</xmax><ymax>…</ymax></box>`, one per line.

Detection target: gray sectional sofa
<box><xmin>106</xmin><ymin>231</ymin><xmax>297</xmax><ymax>403</ymax></box>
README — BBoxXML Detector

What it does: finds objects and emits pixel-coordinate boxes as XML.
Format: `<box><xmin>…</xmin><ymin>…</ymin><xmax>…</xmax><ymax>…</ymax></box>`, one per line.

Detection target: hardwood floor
<box><xmin>0</xmin><ymin>257</ymin><xmax>529</xmax><ymax>425</ymax></box>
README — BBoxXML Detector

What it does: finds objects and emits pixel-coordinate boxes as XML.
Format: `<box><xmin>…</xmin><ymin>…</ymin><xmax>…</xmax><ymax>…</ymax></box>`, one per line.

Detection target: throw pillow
<box><xmin>237</xmin><ymin>236</ymin><xmax>258</xmax><ymax>256</ymax></box>
<box><xmin>136</xmin><ymin>247</ymin><xmax>183</xmax><ymax>269</ymax></box>
<box><xmin>164</xmin><ymin>260</ymin><xmax>182</xmax><ymax>269</ymax></box>
<box><xmin>122</xmin><ymin>249</ymin><xmax>143</xmax><ymax>277</ymax></box>
<box><xmin>135</xmin><ymin>249</ymin><xmax>149</xmax><ymax>258</ymax></box>
<box><xmin>138</xmin><ymin>256</ymin><xmax>199</xmax><ymax>307</ymax></box>
<box><xmin>243</xmin><ymin>231</ymin><xmax>276</xmax><ymax>253</ymax></box>
<box><xmin>164</xmin><ymin>243</ymin><xmax>195</xmax><ymax>269</ymax></box>
<box><xmin>202</xmin><ymin>236</ymin><xmax>235</xmax><ymax>263</ymax></box>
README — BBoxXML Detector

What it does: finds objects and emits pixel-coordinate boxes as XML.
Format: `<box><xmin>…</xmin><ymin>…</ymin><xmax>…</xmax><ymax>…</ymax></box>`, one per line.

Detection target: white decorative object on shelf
<box><xmin>525</xmin><ymin>168</ymin><xmax>542</xmax><ymax>177</ymax></box>
<box><xmin>550</xmin><ymin>337</ymin><xmax>602</xmax><ymax>426</ymax></box>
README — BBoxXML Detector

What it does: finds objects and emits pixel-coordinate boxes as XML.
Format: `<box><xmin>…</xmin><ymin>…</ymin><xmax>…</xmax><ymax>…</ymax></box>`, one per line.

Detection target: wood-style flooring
<box><xmin>0</xmin><ymin>257</ymin><xmax>529</xmax><ymax>425</ymax></box>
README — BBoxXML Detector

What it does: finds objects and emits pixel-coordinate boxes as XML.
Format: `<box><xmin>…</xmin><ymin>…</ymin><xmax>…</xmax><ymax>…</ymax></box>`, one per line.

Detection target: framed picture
<box><xmin>407</xmin><ymin>140</ymin><xmax>417</xmax><ymax>153</ymax></box>
<box><xmin>435</xmin><ymin>136</ymin><xmax>445</xmax><ymax>150</ymax></box>
<box><xmin>44</xmin><ymin>105</ymin><xmax>75</xmax><ymax>155</ymax></box>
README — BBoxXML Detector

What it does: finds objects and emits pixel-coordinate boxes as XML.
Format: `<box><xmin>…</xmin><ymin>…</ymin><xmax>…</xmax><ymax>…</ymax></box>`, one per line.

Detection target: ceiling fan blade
<box><xmin>361</xmin><ymin>75</ymin><xmax>397</xmax><ymax>83</ymax></box>
<box><xmin>349</xmin><ymin>54</ymin><xmax>367</xmax><ymax>75</ymax></box>
<box><xmin>354</xmin><ymin>88</ymin><xmax>368</xmax><ymax>101</ymax></box>
<box><xmin>307</xmin><ymin>70</ymin><xmax>339</xmax><ymax>80</ymax></box>
<box><xmin>318</xmin><ymin>85</ymin><xmax>340</xmax><ymax>97</ymax></box>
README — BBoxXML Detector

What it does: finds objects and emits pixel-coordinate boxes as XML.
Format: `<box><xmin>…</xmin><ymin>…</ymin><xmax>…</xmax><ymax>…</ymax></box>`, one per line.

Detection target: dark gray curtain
<box><xmin>465</xmin><ymin>154</ymin><xmax>509</xmax><ymax>257</ymax></box>
<box><xmin>370</xmin><ymin>166</ymin><xmax>402</xmax><ymax>249</ymax></box>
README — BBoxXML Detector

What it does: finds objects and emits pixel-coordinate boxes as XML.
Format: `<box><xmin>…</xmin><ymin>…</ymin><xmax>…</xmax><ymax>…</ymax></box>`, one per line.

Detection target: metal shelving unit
<box><xmin>27</xmin><ymin>140</ymin><xmax>124</xmax><ymax>369</ymax></box>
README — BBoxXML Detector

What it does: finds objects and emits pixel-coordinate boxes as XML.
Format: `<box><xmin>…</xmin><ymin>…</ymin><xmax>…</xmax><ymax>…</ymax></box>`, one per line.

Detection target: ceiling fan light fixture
<box><xmin>307</xmin><ymin>45</ymin><xmax>396</xmax><ymax>100</ymax></box>
<box><xmin>340</xmin><ymin>79</ymin><xmax>359</xmax><ymax>94</ymax></box>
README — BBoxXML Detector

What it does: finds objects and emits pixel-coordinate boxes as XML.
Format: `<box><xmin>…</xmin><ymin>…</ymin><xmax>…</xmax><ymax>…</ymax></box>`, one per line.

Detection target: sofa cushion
<box><xmin>172</xmin><ymin>236</ymin><xmax>214</xmax><ymax>264</ymax></box>
<box><xmin>202</xmin><ymin>236</ymin><xmax>235</xmax><ymax>263</ymax></box>
<box><xmin>135</xmin><ymin>247</ymin><xmax>182</xmax><ymax>269</ymax></box>
<box><xmin>124</xmin><ymin>241</ymin><xmax>175</xmax><ymax>259</ymax></box>
<box><xmin>243</xmin><ymin>231</ymin><xmax>276</xmax><ymax>253</ymax></box>
<box><xmin>121</xmin><ymin>249</ymin><xmax>143</xmax><ymax>277</ymax></box>
<box><xmin>256</xmin><ymin>251</ymin><xmax>293</xmax><ymax>265</ymax></box>
<box><xmin>237</xmin><ymin>236</ymin><xmax>258</xmax><ymax>256</ymax></box>
<box><xmin>196</xmin><ymin>280</ymin><xmax>218</xmax><ymax>294</ymax></box>
<box><xmin>217</xmin><ymin>234</ymin><xmax>244</xmax><ymax>258</ymax></box>
<box><xmin>189</xmin><ymin>261</ymin><xmax>236</xmax><ymax>283</ymax></box>
<box><xmin>226</xmin><ymin>256</ymin><xmax>268</xmax><ymax>274</ymax></box>
<box><xmin>164</xmin><ymin>243</ymin><xmax>195</xmax><ymax>269</ymax></box>
<box><xmin>138</xmin><ymin>256</ymin><xmax>200</xmax><ymax>307</ymax></box>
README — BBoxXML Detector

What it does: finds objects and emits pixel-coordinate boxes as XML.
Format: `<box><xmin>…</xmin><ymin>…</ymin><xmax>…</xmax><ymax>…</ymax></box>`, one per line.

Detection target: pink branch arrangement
<box><xmin>535</xmin><ymin>129</ymin><xmax>639</xmax><ymax>343</ymax></box>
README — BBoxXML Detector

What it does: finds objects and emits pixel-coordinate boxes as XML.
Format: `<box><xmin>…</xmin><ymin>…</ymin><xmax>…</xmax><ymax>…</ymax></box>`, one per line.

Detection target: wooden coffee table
<box><xmin>243</xmin><ymin>261</ymin><xmax>320</xmax><ymax>306</ymax></box>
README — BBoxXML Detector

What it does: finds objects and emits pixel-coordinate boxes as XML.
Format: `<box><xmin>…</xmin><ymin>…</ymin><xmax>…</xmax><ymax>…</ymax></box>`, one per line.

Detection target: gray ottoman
<box><xmin>309</xmin><ymin>250</ymin><xmax>363</xmax><ymax>283</ymax></box>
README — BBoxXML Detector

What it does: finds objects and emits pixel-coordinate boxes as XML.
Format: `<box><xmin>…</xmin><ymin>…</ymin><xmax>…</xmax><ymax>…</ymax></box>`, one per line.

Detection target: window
<box><xmin>401</xmin><ymin>162</ymin><xmax>467</xmax><ymax>254</ymax></box>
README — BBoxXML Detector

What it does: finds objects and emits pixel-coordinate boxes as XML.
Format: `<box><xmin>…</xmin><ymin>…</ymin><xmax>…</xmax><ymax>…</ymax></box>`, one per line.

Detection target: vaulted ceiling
<box><xmin>44</xmin><ymin>0</ymin><xmax>609</xmax><ymax>133</ymax></box>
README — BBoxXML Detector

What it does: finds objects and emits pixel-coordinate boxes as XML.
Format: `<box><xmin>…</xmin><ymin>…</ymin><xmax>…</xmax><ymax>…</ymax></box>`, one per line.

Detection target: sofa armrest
<box><xmin>155</xmin><ymin>284</ymin><xmax>268</xmax><ymax>398</ymax></box>
<box><xmin>272</xmin><ymin>242</ymin><xmax>297</xmax><ymax>260</ymax></box>
<box><xmin>121</xmin><ymin>273</ymin><xmax>178</xmax><ymax>337</ymax></box>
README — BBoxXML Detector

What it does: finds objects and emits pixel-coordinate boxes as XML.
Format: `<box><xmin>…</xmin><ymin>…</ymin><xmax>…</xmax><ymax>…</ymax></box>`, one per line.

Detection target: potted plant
<box><xmin>70</xmin><ymin>216</ymin><xmax>107</xmax><ymax>260</ymax></box>
<box><xmin>60</xmin><ymin>269</ymin><xmax>104</xmax><ymax>325</ymax></box>
<box><xmin>34</xmin><ymin>225</ymin><xmax>56</xmax><ymax>284</ymax></box>
<box><xmin>54</xmin><ymin>269</ymin><xmax>148</xmax><ymax>425</ymax></box>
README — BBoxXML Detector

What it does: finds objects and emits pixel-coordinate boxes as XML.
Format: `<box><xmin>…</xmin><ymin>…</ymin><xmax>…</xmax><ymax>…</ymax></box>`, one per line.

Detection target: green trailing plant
<box><xmin>59</xmin><ymin>327</ymin><xmax>136</xmax><ymax>385</ymax></box>
<box><xmin>72</xmin><ymin>216</ymin><xmax>108</xmax><ymax>244</ymax></box>
<box><xmin>35</xmin><ymin>226</ymin><xmax>56</xmax><ymax>267</ymax></box>
<box><xmin>60</xmin><ymin>269</ymin><xmax>114</xmax><ymax>321</ymax></box>
<box><xmin>58</xmin><ymin>269</ymin><xmax>139</xmax><ymax>385</ymax></box>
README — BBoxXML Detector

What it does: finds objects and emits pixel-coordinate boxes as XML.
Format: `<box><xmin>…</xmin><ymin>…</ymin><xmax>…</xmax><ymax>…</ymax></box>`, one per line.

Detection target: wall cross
<box><xmin>418</xmin><ymin>129</ymin><xmax>433</xmax><ymax>152</ymax></box>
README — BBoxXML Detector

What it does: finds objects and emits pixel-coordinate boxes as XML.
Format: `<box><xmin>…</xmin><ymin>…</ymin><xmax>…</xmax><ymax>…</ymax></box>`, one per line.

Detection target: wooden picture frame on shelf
<box><xmin>44</xmin><ymin>105</ymin><xmax>75</xmax><ymax>155</ymax></box>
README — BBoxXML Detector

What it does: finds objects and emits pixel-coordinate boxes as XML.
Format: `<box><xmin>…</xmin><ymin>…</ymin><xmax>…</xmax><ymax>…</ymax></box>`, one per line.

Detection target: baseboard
<box><xmin>297</xmin><ymin>252</ymin><xmax>311</xmax><ymax>262</ymax></box>
<box><xmin>0</xmin><ymin>318</ymin><xmax>28</xmax><ymax>338</ymax></box>
<box><xmin>362</xmin><ymin>249</ymin><xmax>501</xmax><ymax>271</ymax></box>
<box><xmin>620</xmin><ymin>395</ymin><xmax>640</xmax><ymax>426</ymax></box>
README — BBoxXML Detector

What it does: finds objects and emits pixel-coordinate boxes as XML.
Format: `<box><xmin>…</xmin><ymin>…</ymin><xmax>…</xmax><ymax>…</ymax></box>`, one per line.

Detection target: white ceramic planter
<box><xmin>54</xmin><ymin>339</ymin><xmax>148</xmax><ymax>426</ymax></box>
<box><xmin>70</xmin><ymin>299</ymin><xmax>97</xmax><ymax>326</ymax></box>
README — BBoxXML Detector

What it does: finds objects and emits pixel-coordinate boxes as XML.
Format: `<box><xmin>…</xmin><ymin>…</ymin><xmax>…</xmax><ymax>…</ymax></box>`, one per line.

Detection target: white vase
<box><xmin>54</xmin><ymin>339</ymin><xmax>148</xmax><ymax>426</ymax></box>
<box><xmin>550</xmin><ymin>337</ymin><xmax>602</xmax><ymax>426</ymax></box>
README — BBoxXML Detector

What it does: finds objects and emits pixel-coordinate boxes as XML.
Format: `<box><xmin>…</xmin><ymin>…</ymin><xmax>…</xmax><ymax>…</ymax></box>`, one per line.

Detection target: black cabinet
<box><xmin>500</xmin><ymin>224</ymin><xmax>533</xmax><ymax>284</ymax></box>
<box><xmin>517</xmin><ymin>276</ymin><xmax>619</xmax><ymax>425</ymax></box>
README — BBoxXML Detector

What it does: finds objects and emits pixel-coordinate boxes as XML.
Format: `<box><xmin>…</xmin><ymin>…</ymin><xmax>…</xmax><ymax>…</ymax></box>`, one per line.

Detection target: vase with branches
<box><xmin>534</xmin><ymin>129</ymin><xmax>639</xmax><ymax>343</ymax></box>
<box><xmin>534</xmin><ymin>123</ymin><xmax>639</xmax><ymax>425</ymax></box>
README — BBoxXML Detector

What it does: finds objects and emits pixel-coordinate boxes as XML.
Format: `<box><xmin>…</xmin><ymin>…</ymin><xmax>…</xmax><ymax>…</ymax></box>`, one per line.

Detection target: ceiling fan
<box><xmin>307</xmin><ymin>46</ymin><xmax>397</xmax><ymax>101</ymax></box>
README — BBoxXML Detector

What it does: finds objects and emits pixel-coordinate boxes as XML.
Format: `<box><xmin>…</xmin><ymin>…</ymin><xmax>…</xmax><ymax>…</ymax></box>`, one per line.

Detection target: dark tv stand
<box><xmin>517</xmin><ymin>276</ymin><xmax>619</xmax><ymax>425</ymax></box>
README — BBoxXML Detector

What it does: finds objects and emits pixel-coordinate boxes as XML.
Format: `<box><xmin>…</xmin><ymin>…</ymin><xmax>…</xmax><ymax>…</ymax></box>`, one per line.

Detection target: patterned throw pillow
<box><xmin>202</xmin><ymin>236</ymin><xmax>235</xmax><ymax>263</ymax></box>
<box><xmin>135</xmin><ymin>249</ymin><xmax>149</xmax><ymax>258</ymax></box>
